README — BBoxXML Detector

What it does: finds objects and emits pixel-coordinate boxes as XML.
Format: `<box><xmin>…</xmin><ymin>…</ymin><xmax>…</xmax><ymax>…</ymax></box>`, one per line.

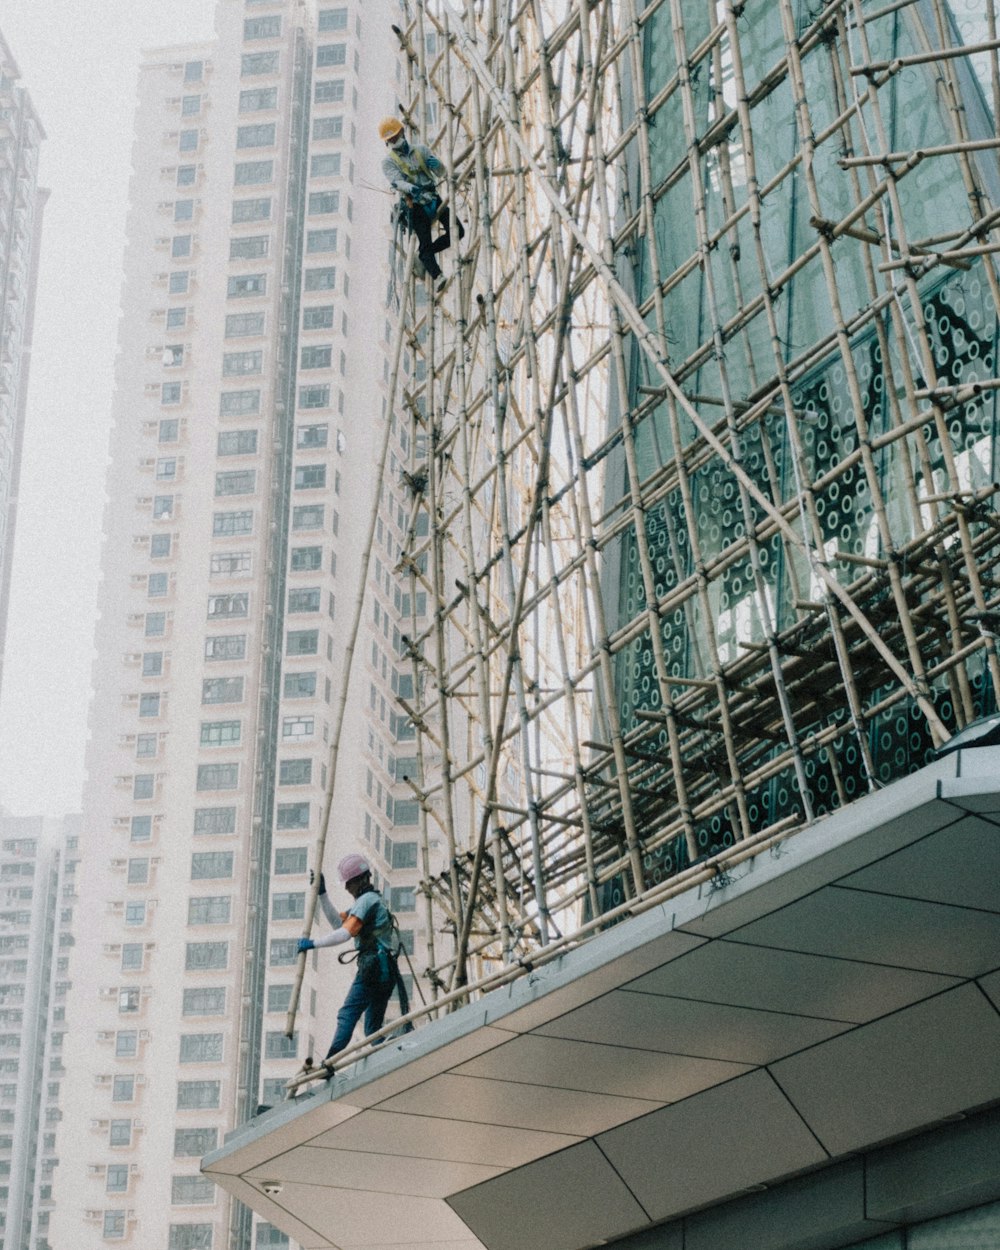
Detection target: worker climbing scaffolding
<box><xmin>379</xmin><ymin>115</ymin><xmax>462</xmax><ymax>287</ymax></box>
<box><xmin>297</xmin><ymin>854</ymin><xmax>413</xmax><ymax>1067</ymax></box>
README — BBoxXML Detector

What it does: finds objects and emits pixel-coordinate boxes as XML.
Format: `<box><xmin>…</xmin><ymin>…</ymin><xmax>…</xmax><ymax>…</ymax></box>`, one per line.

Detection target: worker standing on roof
<box><xmin>297</xmin><ymin>854</ymin><xmax>412</xmax><ymax>1064</ymax></box>
<box><xmin>379</xmin><ymin>116</ymin><xmax>461</xmax><ymax>286</ymax></box>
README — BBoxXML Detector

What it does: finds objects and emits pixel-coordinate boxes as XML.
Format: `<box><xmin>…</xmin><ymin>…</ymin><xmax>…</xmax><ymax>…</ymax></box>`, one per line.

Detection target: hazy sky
<box><xmin>0</xmin><ymin>2</ymin><xmax>216</xmax><ymax>816</ymax></box>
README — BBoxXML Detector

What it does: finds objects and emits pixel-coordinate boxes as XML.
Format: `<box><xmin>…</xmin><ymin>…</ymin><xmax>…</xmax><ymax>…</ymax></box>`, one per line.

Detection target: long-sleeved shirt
<box><xmin>382</xmin><ymin>142</ymin><xmax>444</xmax><ymax>206</ymax></box>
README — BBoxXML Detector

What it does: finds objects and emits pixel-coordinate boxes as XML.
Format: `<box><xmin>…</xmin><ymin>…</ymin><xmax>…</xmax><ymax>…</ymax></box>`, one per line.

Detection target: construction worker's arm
<box><xmin>298</xmin><ymin>913</ymin><xmax>361</xmax><ymax>952</ymax></box>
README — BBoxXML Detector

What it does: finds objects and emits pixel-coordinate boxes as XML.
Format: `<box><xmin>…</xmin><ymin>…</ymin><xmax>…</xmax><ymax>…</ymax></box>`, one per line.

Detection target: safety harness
<box><xmin>337</xmin><ymin>890</ymin><xmax>416</xmax><ymax>1030</ymax></box>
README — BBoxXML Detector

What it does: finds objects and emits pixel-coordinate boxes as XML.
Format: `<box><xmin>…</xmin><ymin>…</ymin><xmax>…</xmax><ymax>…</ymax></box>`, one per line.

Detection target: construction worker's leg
<box><xmin>362</xmin><ymin>978</ymin><xmax>395</xmax><ymax>1045</ymax></box>
<box><xmin>409</xmin><ymin>205</ymin><xmax>442</xmax><ymax>279</ymax></box>
<box><xmin>324</xmin><ymin>975</ymin><xmax>369</xmax><ymax>1060</ymax></box>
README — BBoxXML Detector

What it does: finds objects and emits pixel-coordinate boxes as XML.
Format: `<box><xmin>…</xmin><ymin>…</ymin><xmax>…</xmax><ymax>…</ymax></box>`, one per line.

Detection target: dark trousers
<box><xmin>324</xmin><ymin>972</ymin><xmax>394</xmax><ymax>1060</ymax></box>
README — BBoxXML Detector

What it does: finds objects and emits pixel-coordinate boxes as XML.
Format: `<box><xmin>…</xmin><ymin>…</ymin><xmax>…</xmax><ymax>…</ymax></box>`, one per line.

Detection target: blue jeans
<box><xmin>325</xmin><ymin>971</ymin><xmax>394</xmax><ymax>1061</ymax></box>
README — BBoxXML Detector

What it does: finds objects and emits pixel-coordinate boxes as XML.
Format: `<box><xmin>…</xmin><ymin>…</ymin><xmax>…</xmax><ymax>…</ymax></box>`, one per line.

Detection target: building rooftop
<box><xmin>204</xmin><ymin>745</ymin><xmax>1000</xmax><ymax>1250</ymax></box>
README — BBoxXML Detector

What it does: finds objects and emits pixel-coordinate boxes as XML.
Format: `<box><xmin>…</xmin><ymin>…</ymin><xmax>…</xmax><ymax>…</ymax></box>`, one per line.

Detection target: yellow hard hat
<box><xmin>378</xmin><ymin>116</ymin><xmax>404</xmax><ymax>142</ymax></box>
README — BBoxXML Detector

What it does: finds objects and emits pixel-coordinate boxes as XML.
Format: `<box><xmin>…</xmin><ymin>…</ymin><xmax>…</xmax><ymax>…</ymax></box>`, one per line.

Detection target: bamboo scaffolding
<box><xmin>286</xmin><ymin>0</ymin><xmax>1000</xmax><ymax>1048</ymax></box>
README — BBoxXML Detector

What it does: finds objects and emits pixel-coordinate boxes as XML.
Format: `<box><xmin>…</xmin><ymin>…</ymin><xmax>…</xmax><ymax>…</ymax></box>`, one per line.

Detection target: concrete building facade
<box><xmin>49</xmin><ymin>3</ymin><xmax>433</xmax><ymax>1248</ymax></box>
<box><xmin>0</xmin><ymin>813</ymin><xmax>79</xmax><ymax>1250</ymax></box>
<box><xmin>0</xmin><ymin>30</ymin><xmax>46</xmax><ymax>705</ymax></box>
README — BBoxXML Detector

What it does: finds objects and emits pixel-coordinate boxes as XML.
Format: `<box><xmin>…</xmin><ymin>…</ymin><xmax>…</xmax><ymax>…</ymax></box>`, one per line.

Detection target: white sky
<box><xmin>0</xmin><ymin>2</ymin><xmax>217</xmax><ymax>816</ymax></box>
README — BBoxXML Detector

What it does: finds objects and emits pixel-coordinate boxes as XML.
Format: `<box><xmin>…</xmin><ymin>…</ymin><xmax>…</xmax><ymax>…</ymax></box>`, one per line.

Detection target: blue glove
<box><xmin>297</xmin><ymin>938</ymin><xmax>315</xmax><ymax>953</ymax></box>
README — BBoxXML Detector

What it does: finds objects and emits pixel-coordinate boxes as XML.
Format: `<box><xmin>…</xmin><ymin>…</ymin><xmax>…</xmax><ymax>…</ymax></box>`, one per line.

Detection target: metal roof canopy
<box><xmin>203</xmin><ymin>746</ymin><xmax>1000</xmax><ymax>1250</ymax></box>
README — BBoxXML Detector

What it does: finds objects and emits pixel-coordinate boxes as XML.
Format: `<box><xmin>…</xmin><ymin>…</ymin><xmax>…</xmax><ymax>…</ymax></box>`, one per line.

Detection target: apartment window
<box><xmin>216</xmin><ymin>470</ymin><xmax>258</xmax><ymax>501</ymax></box>
<box><xmin>109</xmin><ymin>1119</ymin><xmax>132</xmax><ymax>1146</ymax></box>
<box><xmin>212</xmin><ymin>510</ymin><xmax>253</xmax><ymax>537</ymax></box>
<box><xmin>181</xmin><ymin>94</ymin><xmax>201</xmax><ymax>116</ymax></box>
<box><xmin>169</xmin><ymin>271</ymin><xmax>189</xmax><ymax>295</ymax></box>
<box><xmin>286</xmin><ymin>629</ymin><xmax>318</xmax><ymax>655</ymax></box>
<box><xmin>174</xmin><ymin>199</ymin><xmax>194</xmax><ymax>223</ymax></box>
<box><xmin>191</xmin><ymin>852</ymin><xmax>234</xmax><ymax>880</ymax></box>
<box><xmin>166</xmin><ymin>308</ymin><xmax>187</xmax><ymax>331</ymax></box>
<box><xmin>193</xmin><ymin>807</ymin><xmax>237</xmax><ymax>835</ymax></box>
<box><xmin>393</xmin><ymin>800</ymin><xmax>419</xmax><ymax>827</ymax></box>
<box><xmin>207</xmin><ymin>593</ymin><xmax>249</xmax><ymax>619</ymax></box>
<box><xmin>200</xmin><ymin>720</ymin><xmax>241</xmax><ymax>748</ymax></box>
<box><xmin>390</xmin><ymin>886</ymin><xmax>417</xmax><ymax>913</ymax></box>
<box><xmin>174</xmin><ymin>1128</ymin><xmax>218</xmax><ymax>1157</ymax></box>
<box><xmin>267</xmin><ymin>983</ymin><xmax>293</xmax><ymax>1012</ymax></box>
<box><xmin>276</xmin><ymin>802</ymin><xmax>309</xmax><ymax>830</ymax></box>
<box><xmin>318</xmin><ymin>7</ymin><xmax>348</xmax><ymax>30</ymax></box>
<box><xmin>230</xmin><ymin>235</ymin><xmax>269</xmax><ymax>260</ymax></box>
<box><xmin>244</xmin><ymin>15</ymin><xmax>281</xmax><ymax>38</ymax></box>
<box><xmin>176</xmin><ymin>1081</ymin><xmax>220</xmax><ymax>1110</ymax></box>
<box><xmin>234</xmin><ymin>160</ymin><xmax>273</xmax><ymax>185</ymax></box>
<box><xmin>147</xmin><ymin>572</ymin><xmax>168</xmax><ymax>597</ymax></box>
<box><xmin>115</xmin><ymin>1031</ymin><xmax>138</xmax><ymax>1058</ymax></box>
<box><xmin>159</xmin><ymin>418</ymin><xmax>180</xmax><ymax>442</ymax></box>
<box><xmin>124</xmin><ymin>902</ymin><xmax>146</xmax><ymax>926</ymax></box>
<box><xmin>172</xmin><ymin>234</ymin><xmax>192</xmax><ymax>257</ymax></box>
<box><xmin>225</xmin><ymin>311</ymin><xmax>265</xmax><ymax>338</ymax></box>
<box><xmin>256</xmin><ymin>1224</ymin><xmax>290</xmax><ymax>1247</ymax></box>
<box><xmin>298</xmin><ymin>383</ymin><xmax>330</xmax><ymax>408</ymax></box>
<box><xmin>202</xmin><ymin>677</ymin><xmax>244</xmax><ymax>704</ymax></box>
<box><xmin>107</xmin><ymin>1163</ymin><xmax>130</xmax><ymax>1194</ymax></box>
<box><xmin>177</xmin><ymin>165</ymin><xmax>196</xmax><ymax>187</ymax></box>
<box><xmin>152</xmin><ymin>496</ymin><xmax>174</xmax><ymax>519</ymax></box>
<box><xmin>112</xmin><ymin>1076</ymin><xmax>135</xmax><ymax>1102</ymax></box>
<box><xmin>232</xmin><ymin>200</ymin><xmax>271</xmax><ymax>229</ymax></box>
<box><xmin>290</xmin><ymin>546</ymin><xmax>321</xmax><ymax>571</ymax></box>
<box><xmin>222</xmin><ymin>351</ymin><xmax>263</xmax><ymax>377</ymax></box>
<box><xmin>269</xmin><ymin>939</ymin><xmax>298</xmax><ymax>966</ymax></box>
<box><xmin>210</xmin><ymin>552</ymin><xmax>251</xmax><ymax>578</ymax></box>
<box><xmin>184</xmin><ymin>60</ymin><xmax>203</xmax><ymax>83</ymax></box>
<box><xmin>195</xmin><ymin>763</ymin><xmax>239</xmax><ymax>791</ymax></box>
<box><xmin>296</xmin><ymin>424</ymin><xmax>329</xmax><ymax>449</ymax></box>
<box><xmin>282</xmin><ymin>716</ymin><xmax>314</xmax><ymax>739</ymax></box>
<box><xmin>138</xmin><ymin>693</ymin><xmax>161</xmax><ymax>718</ymax></box>
<box><xmin>274</xmin><ymin>846</ymin><xmax>308</xmax><ymax>873</ymax></box>
<box><xmin>288</xmin><ymin>588</ymin><xmax>320</xmax><ymax>613</ymax></box>
<box><xmin>179</xmin><ymin>1034</ymin><xmax>223</xmax><ymax>1063</ymax></box>
<box><xmin>136</xmin><ymin>733</ymin><xmax>157</xmax><ymax>758</ymax></box>
<box><xmin>227</xmin><ymin>273</ymin><xmax>266</xmax><ymax>298</ymax></box>
<box><xmin>121</xmin><ymin>943</ymin><xmax>144</xmax><ymax>972</ymax></box>
<box><xmin>162</xmin><ymin>382</ymin><xmax>182</xmax><ymax>405</ymax></box>
<box><xmin>312</xmin><ymin>118</ymin><xmax>343</xmax><ymax>143</ymax></box>
<box><xmin>300</xmin><ymin>345</ymin><xmax>331</xmax><ymax>370</ymax></box>
<box><xmin>237</xmin><ymin>123</ymin><xmax>276</xmax><ymax>148</ymax></box>
<box><xmin>182</xmin><ymin>987</ymin><xmax>226</xmax><ymax>1016</ymax></box>
<box><xmin>156</xmin><ymin>456</ymin><xmax>177</xmax><ymax>480</ymax></box>
<box><xmin>168</xmin><ymin>1225</ymin><xmax>213</xmax><ymax>1250</ymax></box>
<box><xmin>315</xmin><ymin>79</ymin><xmax>345</xmax><ymax>103</ymax></box>
<box><xmin>239</xmin><ymin>87</ymin><xmax>277</xmax><ymax>111</ymax></box>
<box><xmin>130</xmin><ymin>815</ymin><xmax>152</xmax><ymax>843</ymax></box>
<box><xmin>185</xmin><ymin>941</ymin><xmax>229</xmax><ymax>971</ymax></box>
<box><xmin>271</xmin><ymin>892</ymin><xmax>304</xmax><ymax>921</ymax></box>
<box><xmin>294</xmin><ymin>465</ymin><xmax>326</xmax><ymax>489</ymax></box>
<box><xmin>277</xmin><ymin>755</ymin><xmax>312</xmax><ymax>785</ymax></box>
<box><xmin>302</xmin><ymin>306</ymin><xmax>334</xmax><ymax>331</ymax></box>
<box><xmin>178</xmin><ymin>130</ymin><xmax>198</xmax><ymax>154</ymax></box>
<box><xmin>103</xmin><ymin>1209</ymin><xmax>127</xmax><ymax>1238</ymax></box>
<box><xmin>283</xmin><ymin>672</ymin><xmax>317</xmax><ymax>698</ymax></box>
<box><xmin>292</xmin><ymin>504</ymin><xmax>324</xmax><ymax>529</ymax></box>
<box><xmin>133</xmin><ymin>770</ymin><xmax>155</xmax><ymax>800</ymax></box>
<box><xmin>204</xmin><ymin>634</ymin><xmax>247</xmax><ymax>661</ymax></box>
<box><xmin>316</xmin><ymin>43</ymin><xmax>347</xmax><ymax>67</ymax></box>
<box><xmin>391</xmin><ymin>841</ymin><xmax>419</xmax><ymax>870</ymax></box>
<box><xmin>127</xmin><ymin>859</ymin><xmax>149</xmax><ymax>885</ymax></box>
<box><xmin>238</xmin><ymin>53</ymin><xmax>277</xmax><ymax>78</ymax></box>
<box><xmin>118</xmin><ymin>986</ymin><xmax>141</xmax><ymax>1014</ymax></box>
<box><xmin>188</xmin><ymin>896</ymin><xmax>231</xmax><ymax>925</ymax></box>
<box><xmin>150</xmin><ymin>534</ymin><xmax>172</xmax><ymax>558</ymax></box>
<box><xmin>304</xmin><ymin>266</ymin><xmax>335</xmax><ymax>290</ymax></box>
<box><xmin>306</xmin><ymin>226</ymin><xmax>337</xmax><ymax>252</ymax></box>
<box><xmin>264</xmin><ymin>1031</ymin><xmax>298</xmax><ymax>1059</ymax></box>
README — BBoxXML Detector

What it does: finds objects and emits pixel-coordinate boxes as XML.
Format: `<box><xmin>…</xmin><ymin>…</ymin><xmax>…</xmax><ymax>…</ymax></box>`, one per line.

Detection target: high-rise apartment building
<box><xmin>51</xmin><ymin>3</ymin><xmax>432</xmax><ymax>1247</ymax></box>
<box><xmin>0</xmin><ymin>813</ymin><xmax>79</xmax><ymax>1250</ymax></box>
<box><xmin>0</xmin><ymin>31</ymin><xmax>46</xmax><ymax>703</ymax></box>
